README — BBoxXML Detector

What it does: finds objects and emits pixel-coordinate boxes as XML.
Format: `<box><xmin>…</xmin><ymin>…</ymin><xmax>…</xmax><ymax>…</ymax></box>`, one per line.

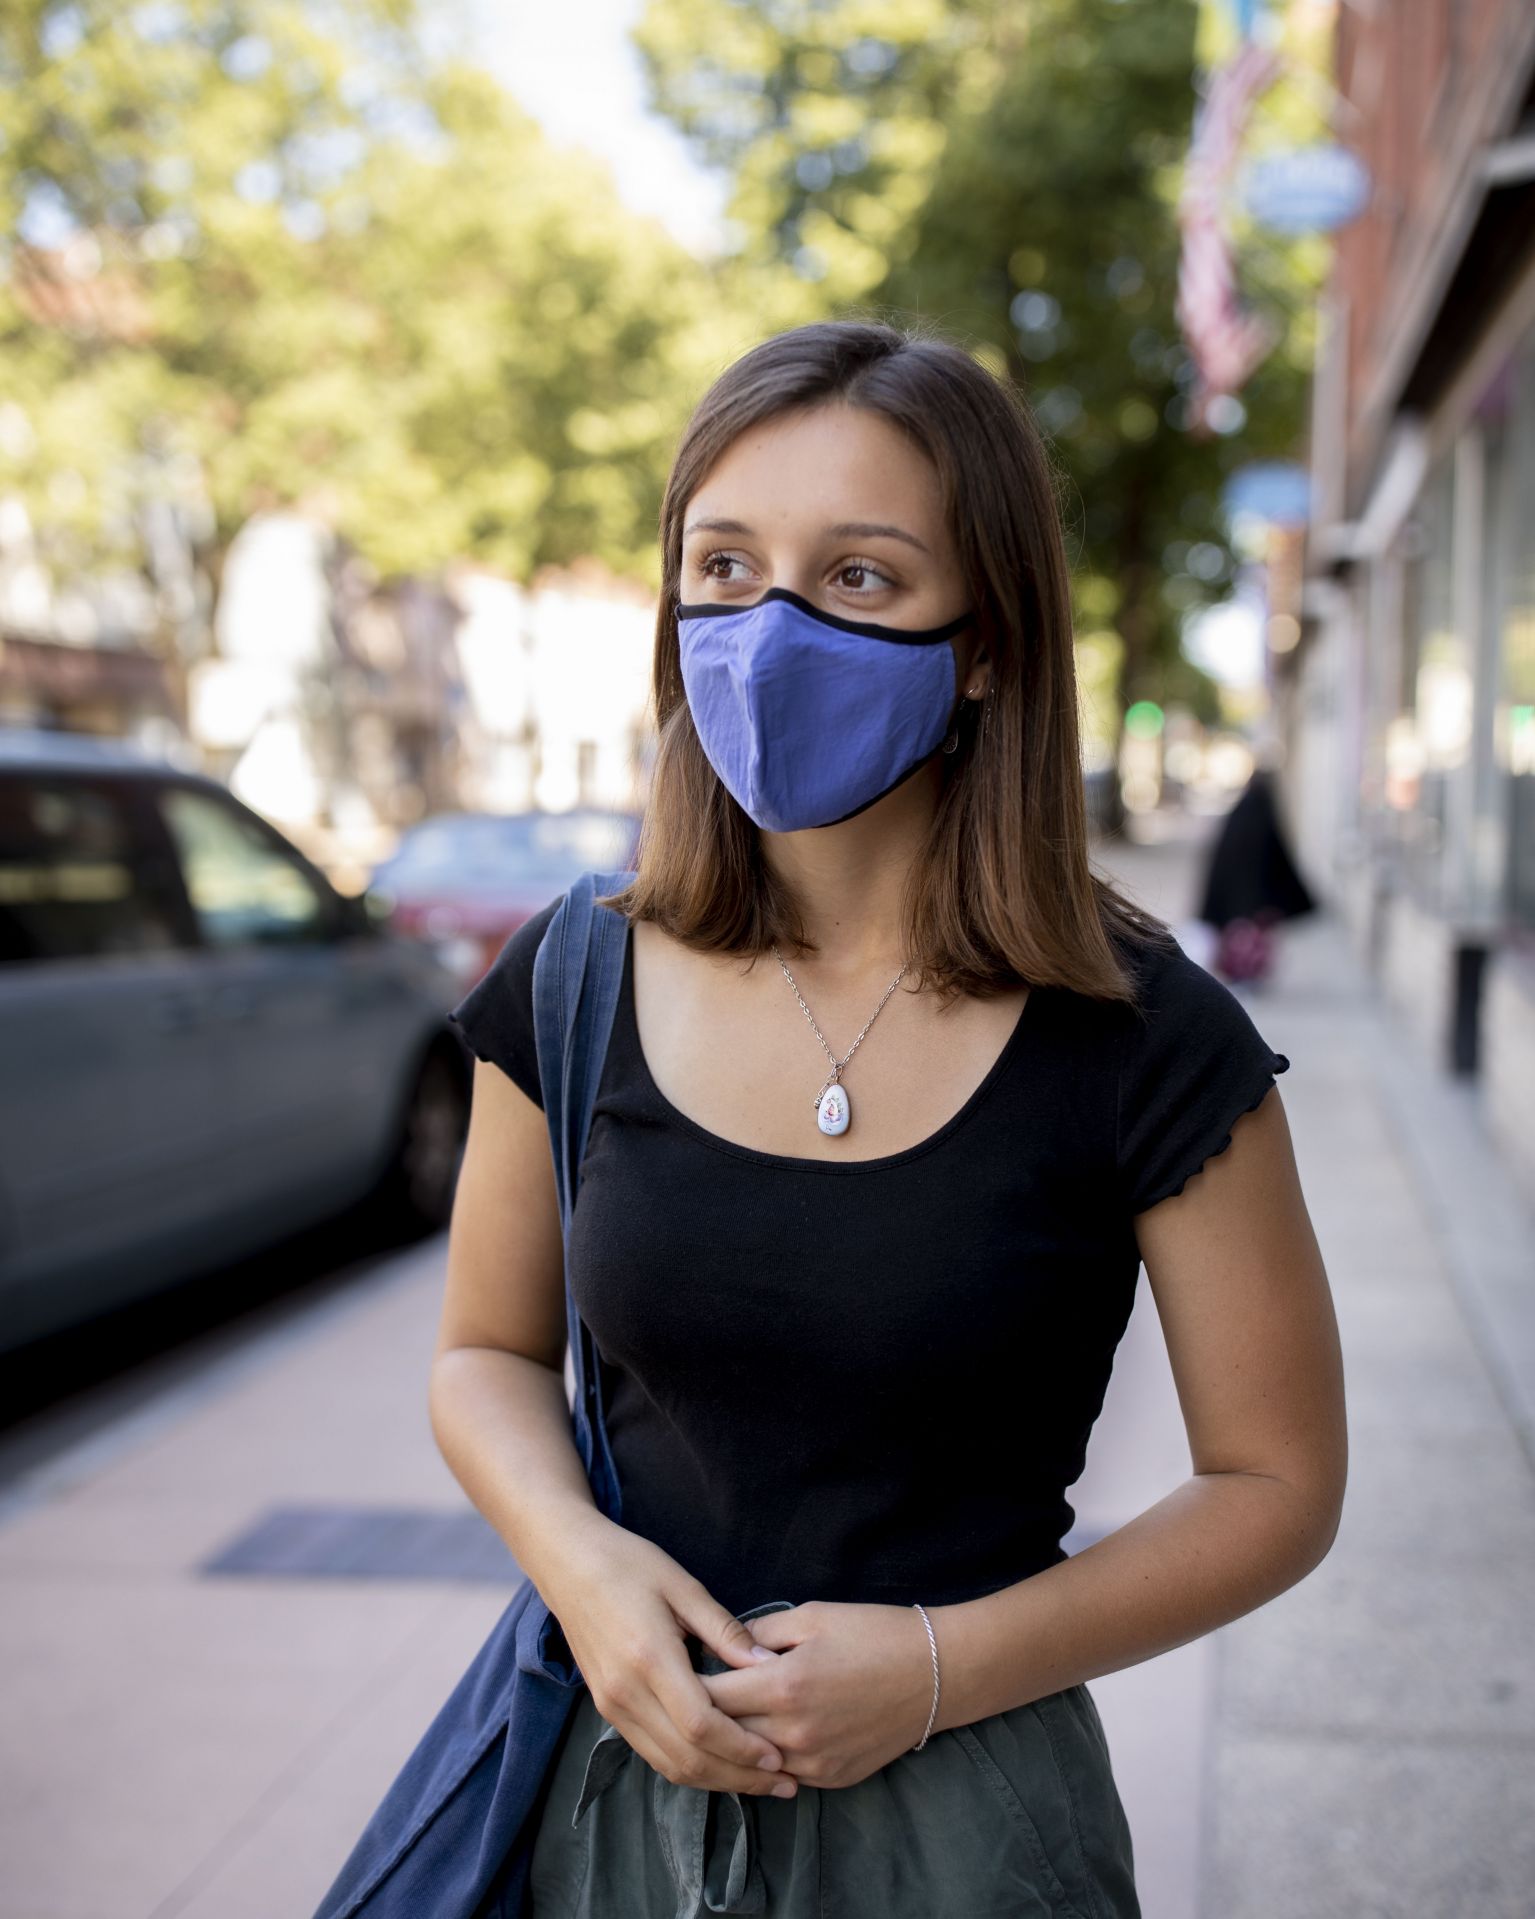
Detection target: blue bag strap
<box><xmin>308</xmin><ymin>873</ymin><xmax>635</xmax><ymax>1919</ymax></box>
<box><xmin>531</xmin><ymin>866</ymin><xmax>635</xmax><ymax>1527</ymax></box>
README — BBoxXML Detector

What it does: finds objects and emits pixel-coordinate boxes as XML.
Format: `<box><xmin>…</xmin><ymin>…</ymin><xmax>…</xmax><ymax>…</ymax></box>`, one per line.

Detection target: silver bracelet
<box><xmin>910</xmin><ymin>1602</ymin><xmax>941</xmax><ymax>1750</ymax></box>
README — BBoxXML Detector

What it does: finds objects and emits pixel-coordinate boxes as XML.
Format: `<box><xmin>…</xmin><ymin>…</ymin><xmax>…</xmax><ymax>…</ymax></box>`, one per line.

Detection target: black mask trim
<box><xmin>676</xmin><ymin>584</ymin><xmax>971</xmax><ymax>646</ymax></box>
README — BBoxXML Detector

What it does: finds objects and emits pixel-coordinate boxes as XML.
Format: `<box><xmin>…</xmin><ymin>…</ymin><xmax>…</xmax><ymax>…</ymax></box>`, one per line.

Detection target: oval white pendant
<box><xmin>817</xmin><ymin>1083</ymin><xmax>851</xmax><ymax>1136</ymax></box>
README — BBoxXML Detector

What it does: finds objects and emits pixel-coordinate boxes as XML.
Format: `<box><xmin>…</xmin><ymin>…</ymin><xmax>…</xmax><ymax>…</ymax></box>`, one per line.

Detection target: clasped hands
<box><xmin>550</xmin><ymin>1522</ymin><xmax>937</xmax><ymax>1802</ymax></box>
<box><xmin>700</xmin><ymin>1597</ymin><xmax>936</xmax><ymax>1795</ymax></box>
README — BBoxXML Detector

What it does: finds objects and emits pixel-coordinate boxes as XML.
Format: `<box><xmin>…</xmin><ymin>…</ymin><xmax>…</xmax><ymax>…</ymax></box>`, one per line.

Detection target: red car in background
<box><xmin>366</xmin><ymin>807</ymin><xmax>642</xmax><ymax>997</ymax></box>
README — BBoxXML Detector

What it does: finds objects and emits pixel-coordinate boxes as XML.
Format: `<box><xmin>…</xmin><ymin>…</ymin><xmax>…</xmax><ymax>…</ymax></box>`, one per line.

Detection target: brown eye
<box><xmin>836</xmin><ymin>560</ymin><xmax>896</xmax><ymax>594</ymax></box>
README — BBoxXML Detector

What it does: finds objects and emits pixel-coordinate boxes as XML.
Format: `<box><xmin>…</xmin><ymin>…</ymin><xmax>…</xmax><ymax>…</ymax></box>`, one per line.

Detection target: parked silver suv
<box><xmin>0</xmin><ymin>727</ymin><xmax>471</xmax><ymax>1357</ymax></box>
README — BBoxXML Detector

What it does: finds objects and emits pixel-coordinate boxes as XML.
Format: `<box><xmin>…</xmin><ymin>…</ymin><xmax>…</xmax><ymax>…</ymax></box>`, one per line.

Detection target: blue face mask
<box><xmin>676</xmin><ymin>586</ymin><xmax>973</xmax><ymax>832</ymax></box>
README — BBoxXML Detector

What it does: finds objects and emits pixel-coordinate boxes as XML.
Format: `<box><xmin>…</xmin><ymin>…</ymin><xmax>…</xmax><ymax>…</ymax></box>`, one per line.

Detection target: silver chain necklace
<box><xmin>771</xmin><ymin>945</ymin><xmax>908</xmax><ymax>1137</ymax></box>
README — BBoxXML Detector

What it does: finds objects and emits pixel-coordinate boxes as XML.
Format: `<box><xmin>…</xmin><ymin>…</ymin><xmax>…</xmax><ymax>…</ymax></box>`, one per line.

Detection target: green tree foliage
<box><xmin>0</xmin><ymin>0</ymin><xmax>738</xmax><ymax>596</ymax></box>
<box><xmin>634</xmin><ymin>0</ymin><xmax>1014</xmax><ymax>304</ymax></box>
<box><xmin>634</xmin><ymin>0</ymin><xmax>1321</xmax><ymax>721</ymax></box>
<box><xmin>887</xmin><ymin>0</ymin><xmax>1237</xmax><ymax>710</ymax></box>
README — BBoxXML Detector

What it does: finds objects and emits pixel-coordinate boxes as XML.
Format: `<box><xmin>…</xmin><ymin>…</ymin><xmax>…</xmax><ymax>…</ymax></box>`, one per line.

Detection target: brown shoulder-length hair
<box><xmin>600</xmin><ymin>315</ymin><xmax>1175</xmax><ymax>1005</ymax></box>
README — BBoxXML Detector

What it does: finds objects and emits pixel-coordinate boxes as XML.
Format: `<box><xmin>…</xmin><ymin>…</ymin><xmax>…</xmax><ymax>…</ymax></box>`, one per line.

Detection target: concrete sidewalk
<box><xmin>1</xmin><ymin>817</ymin><xmax>1532</xmax><ymax>1918</ymax></box>
<box><xmin>1085</xmin><ymin>820</ymin><xmax>1535</xmax><ymax>1918</ymax></box>
<box><xmin>0</xmin><ymin>1244</ymin><xmax>513</xmax><ymax>1919</ymax></box>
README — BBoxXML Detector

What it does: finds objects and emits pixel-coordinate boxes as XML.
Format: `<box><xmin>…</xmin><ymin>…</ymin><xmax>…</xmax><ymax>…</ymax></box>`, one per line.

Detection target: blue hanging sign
<box><xmin>1239</xmin><ymin>144</ymin><xmax>1371</xmax><ymax>232</ymax></box>
<box><xmin>1223</xmin><ymin>460</ymin><xmax>1312</xmax><ymax>526</ymax></box>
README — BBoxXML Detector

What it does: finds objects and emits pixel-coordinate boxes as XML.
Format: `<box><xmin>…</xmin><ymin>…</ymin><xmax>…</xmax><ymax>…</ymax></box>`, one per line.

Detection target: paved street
<box><xmin>1</xmin><ymin>813</ymin><xmax>1532</xmax><ymax>1917</ymax></box>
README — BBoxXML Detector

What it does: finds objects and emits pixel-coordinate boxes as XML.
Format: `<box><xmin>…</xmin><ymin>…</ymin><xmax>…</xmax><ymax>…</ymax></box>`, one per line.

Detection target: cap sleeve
<box><xmin>447</xmin><ymin>896</ymin><xmax>562</xmax><ymax>1110</ymax></box>
<box><xmin>1115</xmin><ymin>933</ymin><xmax>1290</xmax><ymax>1216</ymax></box>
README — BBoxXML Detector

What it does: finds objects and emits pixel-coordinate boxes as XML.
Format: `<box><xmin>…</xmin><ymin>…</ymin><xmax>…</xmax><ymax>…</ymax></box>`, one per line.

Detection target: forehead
<box><xmin>684</xmin><ymin>403</ymin><xmax>944</xmax><ymax>543</ymax></box>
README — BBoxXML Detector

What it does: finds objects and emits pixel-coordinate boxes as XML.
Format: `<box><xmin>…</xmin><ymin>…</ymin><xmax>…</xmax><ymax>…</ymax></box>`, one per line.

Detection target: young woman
<box><xmin>437</xmin><ymin>318</ymin><xmax>1347</xmax><ymax>1918</ymax></box>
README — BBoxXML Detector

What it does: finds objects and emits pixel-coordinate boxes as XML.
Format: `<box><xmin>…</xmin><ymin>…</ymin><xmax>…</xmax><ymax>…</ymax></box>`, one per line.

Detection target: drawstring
<box><xmin>569</xmin><ymin>1601</ymin><xmax>796</xmax><ymax>1918</ymax></box>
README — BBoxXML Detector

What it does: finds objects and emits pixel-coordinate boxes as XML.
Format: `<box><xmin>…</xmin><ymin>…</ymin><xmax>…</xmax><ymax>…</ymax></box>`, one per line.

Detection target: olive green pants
<box><xmin>527</xmin><ymin>1601</ymin><xmax>1140</xmax><ymax>1918</ymax></box>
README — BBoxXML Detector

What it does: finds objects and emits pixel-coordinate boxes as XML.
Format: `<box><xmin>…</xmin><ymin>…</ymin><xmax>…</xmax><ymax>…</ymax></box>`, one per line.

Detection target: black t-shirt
<box><xmin>449</xmin><ymin>893</ymin><xmax>1290</xmax><ymax>1617</ymax></box>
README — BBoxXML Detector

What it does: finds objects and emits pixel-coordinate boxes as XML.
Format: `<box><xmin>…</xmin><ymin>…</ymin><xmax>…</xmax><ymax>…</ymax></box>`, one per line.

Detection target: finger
<box><xmin>611</xmin><ymin>1690</ymin><xmax>798</xmax><ymax>1798</ymax></box>
<box><xmin>697</xmin><ymin>1666</ymin><xmax>781</xmax><ymax>1717</ymax></box>
<box><xmin>705</xmin><ymin>1705</ymin><xmax>784</xmax><ymax>1748</ymax></box>
<box><xmin>742</xmin><ymin>1604</ymin><xmax>806</xmax><ymax>1655</ymax></box>
<box><xmin>652</xmin><ymin>1656</ymin><xmax>788</xmax><ymax>1775</ymax></box>
<box><xmin>696</xmin><ymin>1675</ymin><xmax>798</xmax><ymax>1753</ymax></box>
<box><xmin>594</xmin><ymin>1631</ymin><xmax>786</xmax><ymax>1779</ymax></box>
<box><xmin>673</xmin><ymin>1587</ymin><xmax>782</xmax><ymax>1672</ymax></box>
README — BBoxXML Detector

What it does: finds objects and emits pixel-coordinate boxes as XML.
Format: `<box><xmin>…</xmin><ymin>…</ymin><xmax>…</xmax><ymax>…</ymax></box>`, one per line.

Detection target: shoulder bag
<box><xmin>311</xmin><ymin>867</ymin><xmax>637</xmax><ymax>1919</ymax></box>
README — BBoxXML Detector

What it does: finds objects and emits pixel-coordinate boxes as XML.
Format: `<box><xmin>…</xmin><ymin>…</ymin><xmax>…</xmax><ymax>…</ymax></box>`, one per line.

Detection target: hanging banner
<box><xmin>1175</xmin><ymin>1</ymin><xmax>1346</xmax><ymax>432</ymax></box>
<box><xmin>1174</xmin><ymin>33</ymin><xmax>1283</xmax><ymax>431</ymax></box>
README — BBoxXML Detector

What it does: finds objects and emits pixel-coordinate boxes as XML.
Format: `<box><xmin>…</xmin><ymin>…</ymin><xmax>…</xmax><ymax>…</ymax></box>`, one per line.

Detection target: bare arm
<box><xmin>925</xmin><ymin>1081</ymin><xmax>1348</xmax><ymax>1728</ymax></box>
<box><xmin>428</xmin><ymin>1055</ymin><xmax>608</xmax><ymax>1597</ymax></box>
<box><xmin>428</xmin><ymin>1054</ymin><xmax>799</xmax><ymax>1795</ymax></box>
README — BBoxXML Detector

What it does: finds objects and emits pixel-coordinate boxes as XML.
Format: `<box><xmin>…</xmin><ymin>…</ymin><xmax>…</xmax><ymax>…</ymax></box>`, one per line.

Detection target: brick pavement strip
<box><xmin>0</xmin><ymin>818</ymin><xmax>1531</xmax><ymax>1918</ymax></box>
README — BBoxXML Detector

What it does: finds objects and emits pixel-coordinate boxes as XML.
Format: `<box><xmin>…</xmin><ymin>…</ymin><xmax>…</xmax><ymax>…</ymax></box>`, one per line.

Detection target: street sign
<box><xmin>1239</xmin><ymin>144</ymin><xmax>1371</xmax><ymax>232</ymax></box>
<box><xmin>1223</xmin><ymin>460</ymin><xmax>1312</xmax><ymax>526</ymax></box>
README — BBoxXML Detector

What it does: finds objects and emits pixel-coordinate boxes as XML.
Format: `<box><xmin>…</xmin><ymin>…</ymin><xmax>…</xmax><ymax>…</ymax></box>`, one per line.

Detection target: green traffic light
<box><xmin>1124</xmin><ymin>700</ymin><xmax>1164</xmax><ymax>739</ymax></box>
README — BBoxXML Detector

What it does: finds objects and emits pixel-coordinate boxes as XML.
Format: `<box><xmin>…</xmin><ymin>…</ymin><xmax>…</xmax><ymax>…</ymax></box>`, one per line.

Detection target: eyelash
<box><xmin>692</xmin><ymin>550</ymin><xmax>898</xmax><ymax>595</ymax></box>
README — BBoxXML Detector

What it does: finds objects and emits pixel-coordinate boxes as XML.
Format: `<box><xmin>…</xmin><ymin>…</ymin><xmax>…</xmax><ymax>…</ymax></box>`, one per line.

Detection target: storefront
<box><xmin>1291</xmin><ymin>2</ymin><xmax>1535</xmax><ymax>1198</ymax></box>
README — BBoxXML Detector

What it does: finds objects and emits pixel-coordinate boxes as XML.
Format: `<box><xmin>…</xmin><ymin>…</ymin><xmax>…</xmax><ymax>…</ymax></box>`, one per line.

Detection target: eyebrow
<box><xmin>682</xmin><ymin>516</ymin><xmax>932</xmax><ymax>556</ymax></box>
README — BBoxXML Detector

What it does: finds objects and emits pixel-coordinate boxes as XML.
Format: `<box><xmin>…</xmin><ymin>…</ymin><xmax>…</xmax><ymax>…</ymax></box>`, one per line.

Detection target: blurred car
<box><xmin>367</xmin><ymin>806</ymin><xmax>642</xmax><ymax>992</ymax></box>
<box><xmin>0</xmin><ymin>726</ymin><xmax>474</xmax><ymax>1359</ymax></box>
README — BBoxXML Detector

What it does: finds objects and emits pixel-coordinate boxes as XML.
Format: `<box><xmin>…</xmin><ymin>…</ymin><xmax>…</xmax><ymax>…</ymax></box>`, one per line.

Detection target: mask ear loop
<box><xmin>667</xmin><ymin>596</ymin><xmax>685</xmax><ymax>712</ymax></box>
<box><xmin>940</xmin><ymin>688</ymin><xmax>988</xmax><ymax>755</ymax></box>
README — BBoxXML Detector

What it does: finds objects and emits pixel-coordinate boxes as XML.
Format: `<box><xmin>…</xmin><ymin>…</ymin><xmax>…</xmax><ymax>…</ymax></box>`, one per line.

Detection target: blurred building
<box><xmin>448</xmin><ymin>555</ymin><xmax>653</xmax><ymax>823</ymax></box>
<box><xmin>190</xmin><ymin>510</ymin><xmax>476</xmax><ymax>880</ymax></box>
<box><xmin>0</xmin><ymin>239</ymin><xmax>212</xmax><ymax>752</ymax></box>
<box><xmin>188</xmin><ymin>513</ymin><xmax>654</xmax><ymax>886</ymax></box>
<box><xmin>0</xmin><ymin>490</ymin><xmax>184</xmax><ymax>749</ymax></box>
<box><xmin>1288</xmin><ymin>1</ymin><xmax>1535</xmax><ymax>1197</ymax></box>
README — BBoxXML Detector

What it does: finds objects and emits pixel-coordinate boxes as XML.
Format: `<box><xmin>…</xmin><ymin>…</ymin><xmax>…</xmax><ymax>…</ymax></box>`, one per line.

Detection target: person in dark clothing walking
<box><xmin>1197</xmin><ymin>763</ymin><xmax>1318</xmax><ymax>985</ymax></box>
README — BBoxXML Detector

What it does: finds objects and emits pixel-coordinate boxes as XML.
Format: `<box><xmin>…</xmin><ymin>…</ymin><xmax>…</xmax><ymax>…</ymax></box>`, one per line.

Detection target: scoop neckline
<box><xmin>619</xmin><ymin>920</ymin><xmax>1040</xmax><ymax>1175</ymax></box>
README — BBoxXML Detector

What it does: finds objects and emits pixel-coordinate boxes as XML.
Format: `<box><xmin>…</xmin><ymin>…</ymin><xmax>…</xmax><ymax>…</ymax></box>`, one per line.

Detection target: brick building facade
<box><xmin>1287</xmin><ymin>0</ymin><xmax>1535</xmax><ymax>1197</ymax></box>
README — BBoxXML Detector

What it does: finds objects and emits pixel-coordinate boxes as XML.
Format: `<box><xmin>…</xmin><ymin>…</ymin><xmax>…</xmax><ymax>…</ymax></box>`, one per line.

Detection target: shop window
<box><xmin>1397</xmin><ymin>451</ymin><xmax>1461</xmax><ymax>911</ymax></box>
<box><xmin>1487</xmin><ymin>324</ymin><xmax>1535</xmax><ymax>934</ymax></box>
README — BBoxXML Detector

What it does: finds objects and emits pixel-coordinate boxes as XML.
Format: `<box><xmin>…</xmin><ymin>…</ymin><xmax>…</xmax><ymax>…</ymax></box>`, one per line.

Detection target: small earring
<box><xmin>940</xmin><ymin>720</ymin><xmax>960</xmax><ymax>754</ymax></box>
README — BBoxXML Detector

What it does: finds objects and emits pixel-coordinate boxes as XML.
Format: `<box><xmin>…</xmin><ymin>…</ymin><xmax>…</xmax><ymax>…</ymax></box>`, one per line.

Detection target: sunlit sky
<box><xmin>452</xmin><ymin>0</ymin><xmax>731</xmax><ymax>258</ymax></box>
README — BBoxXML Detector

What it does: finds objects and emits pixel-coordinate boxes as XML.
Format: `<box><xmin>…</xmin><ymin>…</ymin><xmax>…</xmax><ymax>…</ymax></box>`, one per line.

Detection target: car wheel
<box><xmin>380</xmin><ymin>1045</ymin><xmax>469</xmax><ymax>1235</ymax></box>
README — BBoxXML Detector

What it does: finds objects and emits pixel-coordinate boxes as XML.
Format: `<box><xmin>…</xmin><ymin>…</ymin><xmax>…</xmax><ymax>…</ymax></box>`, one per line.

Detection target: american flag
<box><xmin>1175</xmin><ymin>35</ymin><xmax>1283</xmax><ymax>431</ymax></box>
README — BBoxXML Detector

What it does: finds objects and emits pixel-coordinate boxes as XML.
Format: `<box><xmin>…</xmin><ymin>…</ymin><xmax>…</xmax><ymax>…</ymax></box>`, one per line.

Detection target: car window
<box><xmin>514</xmin><ymin>812</ymin><xmax>637</xmax><ymax>875</ymax></box>
<box><xmin>157</xmin><ymin>786</ymin><xmax>331</xmax><ymax>948</ymax></box>
<box><xmin>386</xmin><ymin>811</ymin><xmax>637</xmax><ymax>884</ymax></box>
<box><xmin>0</xmin><ymin>774</ymin><xmax>185</xmax><ymax>964</ymax></box>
